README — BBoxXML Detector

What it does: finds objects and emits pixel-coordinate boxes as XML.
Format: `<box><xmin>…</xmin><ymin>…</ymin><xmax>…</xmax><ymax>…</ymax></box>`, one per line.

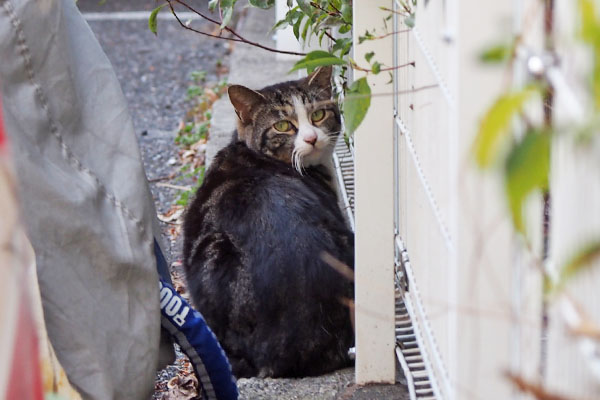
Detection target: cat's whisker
<box><xmin>292</xmin><ymin>148</ymin><xmax>305</xmax><ymax>175</ymax></box>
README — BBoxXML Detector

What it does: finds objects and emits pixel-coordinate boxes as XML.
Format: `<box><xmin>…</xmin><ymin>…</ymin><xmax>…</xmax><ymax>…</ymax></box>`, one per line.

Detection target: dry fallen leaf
<box><xmin>166</xmin><ymin>372</ymin><xmax>198</xmax><ymax>400</ymax></box>
<box><xmin>158</xmin><ymin>205</ymin><xmax>185</xmax><ymax>223</ymax></box>
<box><xmin>191</xmin><ymin>140</ymin><xmax>207</xmax><ymax>151</ymax></box>
<box><xmin>167</xmin><ymin>225</ymin><xmax>182</xmax><ymax>241</ymax></box>
<box><xmin>181</xmin><ymin>149</ymin><xmax>196</xmax><ymax>160</ymax></box>
<box><xmin>156</xmin><ymin>182</ymin><xmax>192</xmax><ymax>192</ymax></box>
<box><xmin>204</xmin><ymin>88</ymin><xmax>219</xmax><ymax>102</ymax></box>
<box><xmin>216</xmin><ymin>64</ymin><xmax>230</xmax><ymax>75</ymax></box>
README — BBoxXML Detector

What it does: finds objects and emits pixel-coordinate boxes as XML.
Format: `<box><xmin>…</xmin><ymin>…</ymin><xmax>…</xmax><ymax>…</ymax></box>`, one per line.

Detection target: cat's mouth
<box><xmin>292</xmin><ymin>141</ymin><xmax>334</xmax><ymax>173</ymax></box>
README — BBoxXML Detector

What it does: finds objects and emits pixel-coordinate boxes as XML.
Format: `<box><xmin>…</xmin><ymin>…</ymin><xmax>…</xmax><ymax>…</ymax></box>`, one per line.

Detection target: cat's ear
<box><xmin>305</xmin><ymin>66</ymin><xmax>333</xmax><ymax>97</ymax></box>
<box><xmin>228</xmin><ymin>85</ymin><xmax>265</xmax><ymax>124</ymax></box>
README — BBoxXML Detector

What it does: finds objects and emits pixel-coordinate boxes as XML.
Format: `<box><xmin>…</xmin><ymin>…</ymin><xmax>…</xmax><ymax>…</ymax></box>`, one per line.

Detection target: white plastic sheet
<box><xmin>0</xmin><ymin>0</ymin><xmax>170</xmax><ymax>398</ymax></box>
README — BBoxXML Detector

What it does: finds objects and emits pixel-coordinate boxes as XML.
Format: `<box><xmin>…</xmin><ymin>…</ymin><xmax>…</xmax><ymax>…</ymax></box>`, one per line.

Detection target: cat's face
<box><xmin>228</xmin><ymin>67</ymin><xmax>340</xmax><ymax>173</ymax></box>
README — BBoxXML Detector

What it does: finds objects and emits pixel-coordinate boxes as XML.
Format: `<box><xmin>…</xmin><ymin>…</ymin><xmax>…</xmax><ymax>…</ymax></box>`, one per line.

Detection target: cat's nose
<box><xmin>303</xmin><ymin>133</ymin><xmax>317</xmax><ymax>146</ymax></box>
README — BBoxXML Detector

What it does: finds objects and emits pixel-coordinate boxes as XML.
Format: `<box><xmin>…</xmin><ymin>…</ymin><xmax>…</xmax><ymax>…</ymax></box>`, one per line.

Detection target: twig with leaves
<box><xmin>150</xmin><ymin>0</ymin><xmax>420</xmax><ymax>137</ymax></box>
<box><xmin>150</xmin><ymin>0</ymin><xmax>307</xmax><ymax>56</ymax></box>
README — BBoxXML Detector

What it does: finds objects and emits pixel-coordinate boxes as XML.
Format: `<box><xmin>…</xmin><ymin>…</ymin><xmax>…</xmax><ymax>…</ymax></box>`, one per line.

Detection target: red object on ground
<box><xmin>5</xmin><ymin>292</ymin><xmax>44</xmax><ymax>400</ymax></box>
<box><xmin>0</xmin><ymin>96</ymin><xmax>44</xmax><ymax>400</ymax></box>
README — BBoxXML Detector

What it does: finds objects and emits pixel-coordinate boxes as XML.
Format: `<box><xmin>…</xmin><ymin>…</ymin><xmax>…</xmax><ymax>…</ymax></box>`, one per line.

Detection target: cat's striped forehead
<box><xmin>259</xmin><ymin>82</ymin><xmax>328</xmax><ymax>109</ymax></box>
<box><xmin>272</xmin><ymin>98</ymin><xmax>336</xmax><ymax>114</ymax></box>
<box><xmin>257</xmin><ymin>85</ymin><xmax>336</xmax><ymax>123</ymax></box>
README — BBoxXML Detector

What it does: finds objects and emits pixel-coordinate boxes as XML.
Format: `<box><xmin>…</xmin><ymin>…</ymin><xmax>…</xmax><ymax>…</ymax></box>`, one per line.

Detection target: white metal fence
<box><xmin>353</xmin><ymin>1</ymin><xmax>600</xmax><ymax>399</ymax></box>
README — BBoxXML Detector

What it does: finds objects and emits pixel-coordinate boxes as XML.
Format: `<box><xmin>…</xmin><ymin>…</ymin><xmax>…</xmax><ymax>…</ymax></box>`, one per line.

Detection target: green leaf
<box><xmin>190</xmin><ymin>70</ymin><xmax>207</xmax><ymax>81</ymax></box>
<box><xmin>372</xmin><ymin>61</ymin><xmax>381</xmax><ymax>74</ymax></box>
<box><xmin>338</xmin><ymin>24</ymin><xmax>351</xmax><ymax>34</ymax></box>
<box><xmin>358</xmin><ymin>30</ymin><xmax>374</xmax><ymax>44</ymax></box>
<box><xmin>220</xmin><ymin>0</ymin><xmax>236</xmax><ymax>28</ymax></box>
<box><xmin>148</xmin><ymin>4</ymin><xmax>167</xmax><ymax>35</ymax></box>
<box><xmin>301</xmin><ymin>13</ymin><xmax>311</xmax><ymax>42</ymax></box>
<box><xmin>404</xmin><ymin>13</ymin><xmax>415</xmax><ymax>28</ymax></box>
<box><xmin>289</xmin><ymin>50</ymin><xmax>346</xmax><ymax>73</ymax></box>
<box><xmin>333</xmin><ymin>37</ymin><xmax>352</xmax><ymax>56</ymax></box>
<box><xmin>364</xmin><ymin>51</ymin><xmax>375</xmax><ymax>63</ymax></box>
<box><xmin>221</xmin><ymin>7</ymin><xmax>233</xmax><ymax>28</ymax></box>
<box><xmin>297</xmin><ymin>0</ymin><xmax>314</xmax><ymax>16</ymax></box>
<box><xmin>553</xmin><ymin>240</ymin><xmax>600</xmax><ymax>293</ymax></box>
<box><xmin>249</xmin><ymin>0</ymin><xmax>275</xmax><ymax>9</ymax></box>
<box><xmin>594</xmin><ymin>52</ymin><xmax>600</xmax><ymax>110</ymax></box>
<box><xmin>318</xmin><ymin>30</ymin><xmax>326</xmax><ymax>46</ymax></box>
<box><xmin>312</xmin><ymin>12</ymin><xmax>329</xmax><ymax>30</ymax></box>
<box><xmin>474</xmin><ymin>86</ymin><xmax>538</xmax><ymax>168</ymax></box>
<box><xmin>288</xmin><ymin>7</ymin><xmax>302</xmax><ymax>23</ymax></box>
<box><xmin>208</xmin><ymin>0</ymin><xmax>219</xmax><ymax>12</ymax></box>
<box><xmin>272</xmin><ymin>18</ymin><xmax>289</xmax><ymax>31</ymax></box>
<box><xmin>343</xmin><ymin>77</ymin><xmax>371</xmax><ymax>135</ymax></box>
<box><xmin>293</xmin><ymin>13</ymin><xmax>304</xmax><ymax>40</ymax></box>
<box><xmin>340</xmin><ymin>0</ymin><xmax>352</xmax><ymax>23</ymax></box>
<box><xmin>479</xmin><ymin>43</ymin><xmax>511</xmax><ymax>64</ymax></box>
<box><xmin>579</xmin><ymin>0</ymin><xmax>600</xmax><ymax>45</ymax></box>
<box><xmin>386</xmin><ymin>71</ymin><xmax>393</xmax><ymax>84</ymax></box>
<box><xmin>504</xmin><ymin>129</ymin><xmax>550</xmax><ymax>233</ymax></box>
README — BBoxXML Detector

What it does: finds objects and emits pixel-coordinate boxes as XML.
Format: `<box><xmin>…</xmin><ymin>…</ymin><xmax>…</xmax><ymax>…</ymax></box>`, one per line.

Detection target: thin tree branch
<box><xmin>342</xmin><ymin>84</ymin><xmax>440</xmax><ymax>101</ymax></box>
<box><xmin>380</xmin><ymin>6</ymin><xmax>411</xmax><ymax>16</ymax></box>
<box><xmin>373</xmin><ymin>29</ymin><xmax>411</xmax><ymax>40</ymax></box>
<box><xmin>309</xmin><ymin>1</ymin><xmax>341</xmax><ymax>17</ymax></box>
<box><xmin>167</xmin><ymin>0</ymin><xmax>308</xmax><ymax>57</ymax></box>
<box><xmin>329</xmin><ymin>2</ymin><xmax>342</xmax><ymax>15</ymax></box>
<box><xmin>173</xmin><ymin>0</ymin><xmax>244</xmax><ymax>40</ymax></box>
<box><xmin>167</xmin><ymin>2</ymin><xmax>243</xmax><ymax>42</ymax></box>
<box><xmin>148</xmin><ymin>173</ymin><xmax>175</xmax><ymax>183</ymax></box>
<box><xmin>351</xmin><ymin>61</ymin><xmax>415</xmax><ymax>73</ymax></box>
<box><xmin>323</xmin><ymin>29</ymin><xmax>335</xmax><ymax>42</ymax></box>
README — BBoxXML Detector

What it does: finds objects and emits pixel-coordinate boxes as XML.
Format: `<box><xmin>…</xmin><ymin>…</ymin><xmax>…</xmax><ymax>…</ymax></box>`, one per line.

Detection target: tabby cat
<box><xmin>182</xmin><ymin>66</ymin><xmax>354</xmax><ymax>378</ymax></box>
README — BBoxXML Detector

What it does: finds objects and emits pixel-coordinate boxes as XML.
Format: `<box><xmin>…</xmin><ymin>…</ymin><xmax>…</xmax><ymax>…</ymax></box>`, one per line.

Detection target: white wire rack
<box><xmin>343</xmin><ymin>0</ymin><xmax>599</xmax><ymax>398</ymax></box>
<box><xmin>332</xmin><ymin>120</ymin><xmax>439</xmax><ymax>400</ymax></box>
<box><xmin>390</xmin><ymin>1</ymin><xmax>457</xmax><ymax>398</ymax></box>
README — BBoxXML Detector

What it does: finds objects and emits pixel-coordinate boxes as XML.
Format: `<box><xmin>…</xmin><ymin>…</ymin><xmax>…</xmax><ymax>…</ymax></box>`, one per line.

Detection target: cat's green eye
<box><xmin>311</xmin><ymin>109</ymin><xmax>326</xmax><ymax>123</ymax></box>
<box><xmin>273</xmin><ymin>120</ymin><xmax>293</xmax><ymax>132</ymax></box>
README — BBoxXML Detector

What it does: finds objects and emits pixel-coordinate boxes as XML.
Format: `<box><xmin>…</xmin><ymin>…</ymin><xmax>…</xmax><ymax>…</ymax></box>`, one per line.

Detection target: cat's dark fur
<box><xmin>182</xmin><ymin>67</ymin><xmax>354</xmax><ymax>378</ymax></box>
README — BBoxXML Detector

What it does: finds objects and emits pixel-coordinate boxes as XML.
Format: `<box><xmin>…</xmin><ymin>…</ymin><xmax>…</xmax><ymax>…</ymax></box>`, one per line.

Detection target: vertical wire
<box><xmin>393</xmin><ymin>0</ymin><xmax>400</xmax><ymax>265</ymax></box>
<box><xmin>540</xmin><ymin>0</ymin><xmax>555</xmax><ymax>382</ymax></box>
